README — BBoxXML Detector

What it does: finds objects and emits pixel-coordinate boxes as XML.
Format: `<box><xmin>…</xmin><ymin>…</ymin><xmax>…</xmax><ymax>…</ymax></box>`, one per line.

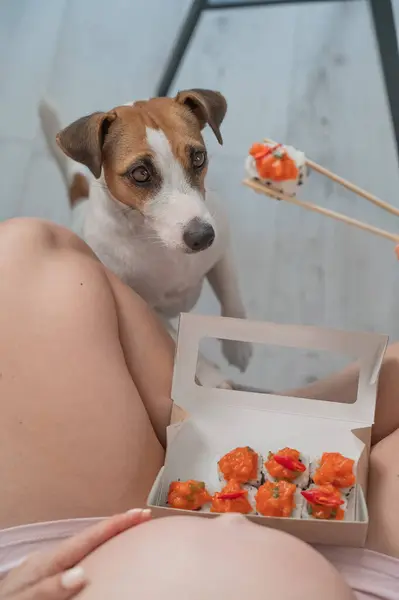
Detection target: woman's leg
<box><xmin>288</xmin><ymin>346</ymin><xmax>399</xmax><ymax>446</ymax></box>
<box><xmin>366</xmin><ymin>429</ymin><xmax>399</xmax><ymax>557</ymax></box>
<box><xmin>0</xmin><ymin>218</ymin><xmax>174</xmax><ymax>529</ymax></box>
<box><xmin>289</xmin><ymin>346</ymin><xmax>399</xmax><ymax>557</ymax></box>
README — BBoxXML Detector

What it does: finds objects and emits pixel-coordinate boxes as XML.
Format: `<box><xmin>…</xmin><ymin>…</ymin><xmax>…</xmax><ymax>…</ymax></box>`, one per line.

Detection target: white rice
<box><xmin>243</xmin><ymin>484</ymin><xmax>258</xmax><ymax>514</ymax></box>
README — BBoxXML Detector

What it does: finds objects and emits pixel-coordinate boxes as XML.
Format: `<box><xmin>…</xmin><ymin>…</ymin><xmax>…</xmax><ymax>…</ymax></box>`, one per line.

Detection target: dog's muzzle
<box><xmin>183</xmin><ymin>218</ymin><xmax>215</xmax><ymax>253</ymax></box>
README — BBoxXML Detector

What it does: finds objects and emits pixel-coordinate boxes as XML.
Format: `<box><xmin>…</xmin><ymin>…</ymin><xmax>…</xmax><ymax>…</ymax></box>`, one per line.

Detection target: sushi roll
<box><xmin>255</xmin><ymin>480</ymin><xmax>302</xmax><ymax>518</ymax></box>
<box><xmin>245</xmin><ymin>142</ymin><xmax>308</xmax><ymax>197</ymax></box>
<box><xmin>210</xmin><ymin>480</ymin><xmax>256</xmax><ymax>515</ymax></box>
<box><xmin>218</xmin><ymin>446</ymin><xmax>263</xmax><ymax>487</ymax></box>
<box><xmin>310</xmin><ymin>452</ymin><xmax>356</xmax><ymax>496</ymax></box>
<box><xmin>301</xmin><ymin>484</ymin><xmax>354</xmax><ymax>521</ymax></box>
<box><xmin>264</xmin><ymin>447</ymin><xmax>309</xmax><ymax>489</ymax></box>
<box><xmin>167</xmin><ymin>480</ymin><xmax>212</xmax><ymax>511</ymax></box>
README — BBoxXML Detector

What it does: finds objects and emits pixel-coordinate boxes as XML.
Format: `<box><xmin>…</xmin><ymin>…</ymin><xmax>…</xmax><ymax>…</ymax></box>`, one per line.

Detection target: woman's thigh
<box><xmin>286</xmin><ymin>342</ymin><xmax>399</xmax><ymax>557</ymax></box>
<box><xmin>366</xmin><ymin>428</ymin><xmax>399</xmax><ymax>557</ymax></box>
<box><xmin>0</xmin><ymin>219</ymin><xmax>172</xmax><ymax>528</ymax></box>
<box><xmin>362</xmin><ymin>347</ymin><xmax>399</xmax><ymax>556</ymax></box>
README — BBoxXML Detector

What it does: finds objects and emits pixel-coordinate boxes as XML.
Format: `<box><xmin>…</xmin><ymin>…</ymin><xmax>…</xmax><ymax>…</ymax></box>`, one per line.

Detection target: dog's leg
<box><xmin>207</xmin><ymin>251</ymin><xmax>253</xmax><ymax>372</ymax></box>
<box><xmin>160</xmin><ymin>317</ymin><xmax>232</xmax><ymax>390</ymax></box>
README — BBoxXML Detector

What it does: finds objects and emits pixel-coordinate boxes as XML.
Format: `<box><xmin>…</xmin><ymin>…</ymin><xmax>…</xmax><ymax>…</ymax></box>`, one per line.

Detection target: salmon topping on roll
<box><xmin>211</xmin><ymin>480</ymin><xmax>253</xmax><ymax>514</ymax></box>
<box><xmin>168</xmin><ymin>480</ymin><xmax>211</xmax><ymax>511</ymax></box>
<box><xmin>302</xmin><ymin>485</ymin><xmax>345</xmax><ymax>520</ymax></box>
<box><xmin>313</xmin><ymin>453</ymin><xmax>355</xmax><ymax>489</ymax></box>
<box><xmin>218</xmin><ymin>447</ymin><xmax>259</xmax><ymax>483</ymax></box>
<box><xmin>255</xmin><ymin>481</ymin><xmax>296</xmax><ymax>518</ymax></box>
<box><xmin>249</xmin><ymin>143</ymin><xmax>299</xmax><ymax>181</ymax></box>
<box><xmin>266</xmin><ymin>447</ymin><xmax>305</xmax><ymax>481</ymax></box>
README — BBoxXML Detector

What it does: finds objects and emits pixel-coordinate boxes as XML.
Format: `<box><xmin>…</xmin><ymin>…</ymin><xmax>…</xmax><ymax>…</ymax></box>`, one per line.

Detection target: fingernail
<box><xmin>61</xmin><ymin>566</ymin><xmax>86</xmax><ymax>589</ymax></box>
<box><xmin>126</xmin><ymin>508</ymin><xmax>151</xmax><ymax>519</ymax></box>
<box><xmin>126</xmin><ymin>508</ymin><xmax>143</xmax><ymax>516</ymax></box>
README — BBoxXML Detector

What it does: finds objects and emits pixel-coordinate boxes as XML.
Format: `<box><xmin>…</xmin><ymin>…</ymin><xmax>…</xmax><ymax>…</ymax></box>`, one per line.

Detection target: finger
<box><xmin>5</xmin><ymin>509</ymin><xmax>151</xmax><ymax>594</ymax></box>
<box><xmin>8</xmin><ymin>566</ymin><xmax>87</xmax><ymax>600</ymax></box>
<box><xmin>46</xmin><ymin>508</ymin><xmax>152</xmax><ymax>572</ymax></box>
<box><xmin>33</xmin><ymin>509</ymin><xmax>151</xmax><ymax>576</ymax></box>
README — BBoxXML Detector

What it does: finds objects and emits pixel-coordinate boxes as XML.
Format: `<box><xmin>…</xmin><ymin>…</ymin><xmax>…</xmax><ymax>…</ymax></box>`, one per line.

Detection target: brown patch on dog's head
<box><xmin>56</xmin><ymin>89</ymin><xmax>227</xmax><ymax>214</ymax></box>
<box><xmin>175</xmin><ymin>89</ymin><xmax>227</xmax><ymax>145</ymax></box>
<box><xmin>56</xmin><ymin>111</ymin><xmax>117</xmax><ymax>178</ymax></box>
<box><xmin>100</xmin><ymin>95</ymin><xmax>217</xmax><ymax>208</ymax></box>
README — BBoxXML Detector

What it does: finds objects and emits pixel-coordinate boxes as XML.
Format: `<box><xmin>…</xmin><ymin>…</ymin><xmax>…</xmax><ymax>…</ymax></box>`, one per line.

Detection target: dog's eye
<box><xmin>192</xmin><ymin>150</ymin><xmax>206</xmax><ymax>169</ymax></box>
<box><xmin>130</xmin><ymin>166</ymin><xmax>151</xmax><ymax>183</ymax></box>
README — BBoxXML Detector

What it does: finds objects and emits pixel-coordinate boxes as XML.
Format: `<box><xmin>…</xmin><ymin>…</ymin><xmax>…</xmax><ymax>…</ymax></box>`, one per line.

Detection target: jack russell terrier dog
<box><xmin>39</xmin><ymin>89</ymin><xmax>252</xmax><ymax>387</ymax></box>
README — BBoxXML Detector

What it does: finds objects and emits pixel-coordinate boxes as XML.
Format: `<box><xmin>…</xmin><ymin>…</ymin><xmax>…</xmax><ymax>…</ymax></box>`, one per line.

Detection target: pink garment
<box><xmin>1</xmin><ymin>520</ymin><xmax>398</xmax><ymax>599</ymax></box>
<box><xmin>317</xmin><ymin>546</ymin><xmax>399</xmax><ymax>600</ymax></box>
<box><xmin>0</xmin><ymin>518</ymin><xmax>103</xmax><ymax>577</ymax></box>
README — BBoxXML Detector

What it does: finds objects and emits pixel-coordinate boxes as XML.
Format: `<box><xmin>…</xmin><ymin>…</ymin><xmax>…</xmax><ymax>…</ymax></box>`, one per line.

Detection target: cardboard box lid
<box><xmin>172</xmin><ymin>314</ymin><xmax>388</xmax><ymax>425</ymax></box>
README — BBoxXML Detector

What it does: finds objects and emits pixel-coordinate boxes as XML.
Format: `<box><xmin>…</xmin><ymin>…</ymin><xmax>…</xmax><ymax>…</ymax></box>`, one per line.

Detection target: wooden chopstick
<box><xmin>263</xmin><ymin>138</ymin><xmax>399</xmax><ymax>218</ymax></box>
<box><xmin>243</xmin><ymin>178</ymin><xmax>399</xmax><ymax>243</ymax></box>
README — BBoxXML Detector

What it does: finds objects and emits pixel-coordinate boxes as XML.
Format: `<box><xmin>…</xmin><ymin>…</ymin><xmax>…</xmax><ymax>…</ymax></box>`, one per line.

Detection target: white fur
<box><xmin>38</xmin><ymin>99</ymin><xmax>89</xmax><ymax>187</ymax></box>
<box><xmin>39</xmin><ymin>99</ymin><xmax>253</xmax><ymax>381</ymax></box>
<box><xmin>143</xmin><ymin>128</ymin><xmax>215</xmax><ymax>249</ymax></box>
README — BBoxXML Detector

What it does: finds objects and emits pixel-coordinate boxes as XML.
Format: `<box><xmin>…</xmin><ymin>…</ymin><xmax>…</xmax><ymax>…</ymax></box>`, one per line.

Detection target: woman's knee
<box><xmin>0</xmin><ymin>217</ymin><xmax>115</xmax><ymax>338</ymax></box>
<box><xmin>0</xmin><ymin>218</ymin><xmax>101</xmax><ymax>300</ymax></box>
<box><xmin>0</xmin><ymin>218</ymin><xmax>59</xmax><ymax>251</ymax></box>
<box><xmin>0</xmin><ymin>217</ymin><xmax>92</xmax><ymax>264</ymax></box>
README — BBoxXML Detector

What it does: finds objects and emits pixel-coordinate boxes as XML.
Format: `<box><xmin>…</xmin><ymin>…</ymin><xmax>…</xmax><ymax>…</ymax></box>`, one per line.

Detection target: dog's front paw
<box><xmin>221</xmin><ymin>339</ymin><xmax>253</xmax><ymax>372</ymax></box>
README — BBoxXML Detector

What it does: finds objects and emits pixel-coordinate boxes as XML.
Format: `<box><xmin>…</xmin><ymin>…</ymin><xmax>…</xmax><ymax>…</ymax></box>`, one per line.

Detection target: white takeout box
<box><xmin>147</xmin><ymin>313</ymin><xmax>388</xmax><ymax>547</ymax></box>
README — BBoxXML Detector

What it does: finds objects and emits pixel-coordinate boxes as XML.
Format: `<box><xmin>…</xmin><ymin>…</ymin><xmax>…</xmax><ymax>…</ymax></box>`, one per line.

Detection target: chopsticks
<box><xmin>243</xmin><ymin>178</ymin><xmax>399</xmax><ymax>243</ymax></box>
<box><xmin>243</xmin><ymin>138</ymin><xmax>399</xmax><ymax>243</ymax></box>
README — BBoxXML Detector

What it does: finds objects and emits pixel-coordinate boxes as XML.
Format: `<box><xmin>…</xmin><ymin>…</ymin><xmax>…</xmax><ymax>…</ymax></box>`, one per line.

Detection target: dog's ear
<box><xmin>56</xmin><ymin>111</ymin><xmax>117</xmax><ymax>178</ymax></box>
<box><xmin>175</xmin><ymin>89</ymin><xmax>227</xmax><ymax>145</ymax></box>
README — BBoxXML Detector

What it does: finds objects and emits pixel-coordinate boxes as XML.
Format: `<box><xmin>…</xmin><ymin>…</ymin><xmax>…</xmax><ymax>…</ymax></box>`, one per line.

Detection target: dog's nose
<box><xmin>183</xmin><ymin>218</ymin><xmax>215</xmax><ymax>252</ymax></box>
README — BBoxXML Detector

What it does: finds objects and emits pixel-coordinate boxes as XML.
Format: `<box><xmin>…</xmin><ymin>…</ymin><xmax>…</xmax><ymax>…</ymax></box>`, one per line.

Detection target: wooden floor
<box><xmin>1</xmin><ymin>0</ymin><xmax>399</xmax><ymax>389</ymax></box>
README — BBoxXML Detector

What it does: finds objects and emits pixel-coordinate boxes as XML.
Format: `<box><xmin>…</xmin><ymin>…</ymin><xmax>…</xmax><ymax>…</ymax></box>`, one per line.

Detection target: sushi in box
<box><xmin>309</xmin><ymin>452</ymin><xmax>356</xmax><ymax>497</ymax></box>
<box><xmin>255</xmin><ymin>480</ymin><xmax>303</xmax><ymax>518</ymax></box>
<box><xmin>301</xmin><ymin>484</ymin><xmax>356</xmax><ymax>522</ymax></box>
<box><xmin>263</xmin><ymin>447</ymin><xmax>309</xmax><ymax>488</ymax></box>
<box><xmin>206</xmin><ymin>480</ymin><xmax>257</xmax><ymax>515</ymax></box>
<box><xmin>147</xmin><ymin>313</ymin><xmax>388</xmax><ymax>547</ymax></box>
<box><xmin>217</xmin><ymin>446</ymin><xmax>263</xmax><ymax>487</ymax></box>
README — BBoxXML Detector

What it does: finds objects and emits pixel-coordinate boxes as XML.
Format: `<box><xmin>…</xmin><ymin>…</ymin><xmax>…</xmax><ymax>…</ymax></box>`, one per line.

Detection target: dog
<box><xmin>39</xmin><ymin>89</ymin><xmax>252</xmax><ymax>386</ymax></box>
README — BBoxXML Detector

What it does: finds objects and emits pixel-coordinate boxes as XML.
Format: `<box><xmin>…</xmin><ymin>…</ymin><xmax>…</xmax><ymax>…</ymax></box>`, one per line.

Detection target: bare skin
<box><xmin>290</xmin><ymin>349</ymin><xmax>399</xmax><ymax>557</ymax></box>
<box><xmin>0</xmin><ymin>510</ymin><xmax>151</xmax><ymax>600</ymax></box>
<box><xmin>0</xmin><ymin>218</ymin><xmax>173</xmax><ymax>527</ymax></box>
<box><xmin>0</xmin><ymin>218</ymin><xmax>398</xmax><ymax>600</ymax></box>
<box><xmin>78</xmin><ymin>515</ymin><xmax>356</xmax><ymax>600</ymax></box>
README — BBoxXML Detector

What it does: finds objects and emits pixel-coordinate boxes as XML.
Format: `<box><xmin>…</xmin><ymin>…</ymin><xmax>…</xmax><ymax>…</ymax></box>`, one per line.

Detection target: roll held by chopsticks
<box><xmin>243</xmin><ymin>138</ymin><xmax>399</xmax><ymax>253</ymax></box>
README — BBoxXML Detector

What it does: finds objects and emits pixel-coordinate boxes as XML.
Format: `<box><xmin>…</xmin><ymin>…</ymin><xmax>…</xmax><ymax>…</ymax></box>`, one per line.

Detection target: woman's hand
<box><xmin>0</xmin><ymin>508</ymin><xmax>151</xmax><ymax>599</ymax></box>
